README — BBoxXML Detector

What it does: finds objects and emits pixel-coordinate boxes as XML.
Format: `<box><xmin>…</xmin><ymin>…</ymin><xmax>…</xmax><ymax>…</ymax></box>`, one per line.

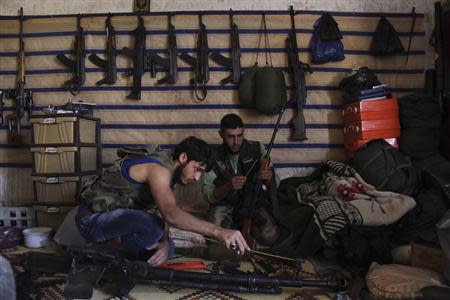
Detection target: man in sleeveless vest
<box><xmin>77</xmin><ymin>136</ymin><xmax>249</xmax><ymax>266</ymax></box>
<box><xmin>203</xmin><ymin>114</ymin><xmax>280</xmax><ymax>245</ymax></box>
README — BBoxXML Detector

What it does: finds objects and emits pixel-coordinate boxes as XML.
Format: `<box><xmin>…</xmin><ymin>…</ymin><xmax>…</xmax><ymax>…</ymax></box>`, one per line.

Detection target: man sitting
<box><xmin>203</xmin><ymin>114</ymin><xmax>280</xmax><ymax>246</ymax></box>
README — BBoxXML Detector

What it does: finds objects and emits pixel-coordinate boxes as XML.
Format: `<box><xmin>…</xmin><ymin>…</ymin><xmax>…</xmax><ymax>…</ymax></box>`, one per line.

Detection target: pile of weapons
<box><xmin>12</xmin><ymin>247</ymin><xmax>347</xmax><ymax>299</ymax></box>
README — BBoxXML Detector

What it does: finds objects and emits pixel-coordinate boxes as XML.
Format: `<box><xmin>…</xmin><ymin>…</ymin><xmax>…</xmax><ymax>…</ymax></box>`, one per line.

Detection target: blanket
<box><xmin>296</xmin><ymin>161</ymin><xmax>416</xmax><ymax>240</ymax></box>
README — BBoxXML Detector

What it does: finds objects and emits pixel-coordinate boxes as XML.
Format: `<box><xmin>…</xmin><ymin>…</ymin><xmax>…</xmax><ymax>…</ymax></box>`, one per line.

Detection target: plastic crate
<box><xmin>0</xmin><ymin>207</ymin><xmax>35</xmax><ymax>228</ymax></box>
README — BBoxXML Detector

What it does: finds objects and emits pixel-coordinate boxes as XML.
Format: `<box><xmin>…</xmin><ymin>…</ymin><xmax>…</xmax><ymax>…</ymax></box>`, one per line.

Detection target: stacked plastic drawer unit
<box><xmin>29</xmin><ymin>114</ymin><xmax>101</xmax><ymax>231</ymax></box>
<box><xmin>342</xmin><ymin>97</ymin><xmax>400</xmax><ymax>157</ymax></box>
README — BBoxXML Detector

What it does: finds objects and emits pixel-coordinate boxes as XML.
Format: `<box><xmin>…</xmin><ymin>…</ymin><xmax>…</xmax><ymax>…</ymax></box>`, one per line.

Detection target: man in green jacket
<box><xmin>203</xmin><ymin>114</ymin><xmax>279</xmax><ymax>245</ymax></box>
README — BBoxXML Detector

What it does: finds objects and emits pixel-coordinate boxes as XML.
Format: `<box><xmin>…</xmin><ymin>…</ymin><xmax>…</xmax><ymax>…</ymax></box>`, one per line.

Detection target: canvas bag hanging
<box><xmin>238</xmin><ymin>13</ymin><xmax>287</xmax><ymax>115</ymax></box>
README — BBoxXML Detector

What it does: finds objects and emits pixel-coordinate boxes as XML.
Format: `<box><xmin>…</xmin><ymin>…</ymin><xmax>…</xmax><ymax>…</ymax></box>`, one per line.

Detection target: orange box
<box><xmin>342</xmin><ymin>98</ymin><xmax>399</xmax><ymax>123</ymax></box>
<box><xmin>344</xmin><ymin>118</ymin><xmax>400</xmax><ymax>143</ymax></box>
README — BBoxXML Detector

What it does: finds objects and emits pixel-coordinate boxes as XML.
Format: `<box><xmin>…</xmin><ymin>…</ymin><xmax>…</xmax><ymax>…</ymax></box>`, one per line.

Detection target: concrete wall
<box><xmin>0</xmin><ymin>0</ymin><xmax>437</xmax><ymax>69</ymax></box>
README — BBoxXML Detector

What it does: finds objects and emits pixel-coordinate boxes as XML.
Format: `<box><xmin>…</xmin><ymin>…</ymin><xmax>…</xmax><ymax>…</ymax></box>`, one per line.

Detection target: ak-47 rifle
<box><xmin>241</xmin><ymin>100</ymin><xmax>291</xmax><ymax>250</ymax></box>
<box><xmin>286</xmin><ymin>5</ymin><xmax>312</xmax><ymax>141</ymax></box>
<box><xmin>179</xmin><ymin>12</ymin><xmax>209</xmax><ymax>101</ymax></box>
<box><xmin>0</xmin><ymin>90</ymin><xmax>4</xmax><ymax>125</ymax></box>
<box><xmin>5</xmin><ymin>7</ymin><xmax>33</xmax><ymax>144</ymax></box>
<box><xmin>88</xmin><ymin>13</ymin><xmax>118</xmax><ymax>85</ymax></box>
<box><xmin>13</xmin><ymin>247</ymin><xmax>347</xmax><ymax>299</ymax></box>
<box><xmin>432</xmin><ymin>2</ymin><xmax>445</xmax><ymax>104</ymax></box>
<box><xmin>56</xmin><ymin>14</ymin><xmax>86</xmax><ymax>95</ymax></box>
<box><xmin>210</xmin><ymin>9</ymin><xmax>241</xmax><ymax>85</ymax></box>
<box><xmin>149</xmin><ymin>13</ymin><xmax>178</xmax><ymax>84</ymax></box>
<box><xmin>121</xmin><ymin>15</ymin><xmax>152</xmax><ymax>100</ymax></box>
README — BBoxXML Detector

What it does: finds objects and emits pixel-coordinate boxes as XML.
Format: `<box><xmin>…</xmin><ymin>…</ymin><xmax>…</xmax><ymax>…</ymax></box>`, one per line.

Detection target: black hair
<box><xmin>220</xmin><ymin>113</ymin><xmax>244</xmax><ymax>131</ymax></box>
<box><xmin>172</xmin><ymin>136</ymin><xmax>213</xmax><ymax>170</ymax></box>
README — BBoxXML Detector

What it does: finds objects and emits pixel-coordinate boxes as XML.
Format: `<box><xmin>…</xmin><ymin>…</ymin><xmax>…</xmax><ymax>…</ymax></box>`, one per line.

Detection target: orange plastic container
<box><xmin>342</xmin><ymin>98</ymin><xmax>399</xmax><ymax>123</ymax></box>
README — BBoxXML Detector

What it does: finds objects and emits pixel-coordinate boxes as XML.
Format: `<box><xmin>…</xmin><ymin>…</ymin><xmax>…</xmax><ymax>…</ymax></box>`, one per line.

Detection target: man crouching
<box><xmin>77</xmin><ymin>136</ymin><xmax>249</xmax><ymax>266</ymax></box>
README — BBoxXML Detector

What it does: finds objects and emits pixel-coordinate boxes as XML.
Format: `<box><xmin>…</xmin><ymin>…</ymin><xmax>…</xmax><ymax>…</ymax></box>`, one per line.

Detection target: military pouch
<box><xmin>238</xmin><ymin>65</ymin><xmax>257</xmax><ymax>108</ymax></box>
<box><xmin>254</xmin><ymin>66</ymin><xmax>287</xmax><ymax>115</ymax></box>
<box><xmin>238</xmin><ymin>14</ymin><xmax>287</xmax><ymax>115</ymax></box>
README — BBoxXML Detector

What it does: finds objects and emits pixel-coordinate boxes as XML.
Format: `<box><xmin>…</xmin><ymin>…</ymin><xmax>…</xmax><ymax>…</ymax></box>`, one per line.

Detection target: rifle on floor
<box><xmin>286</xmin><ymin>5</ymin><xmax>312</xmax><ymax>141</ymax></box>
<box><xmin>88</xmin><ymin>13</ymin><xmax>118</xmax><ymax>85</ymax></box>
<box><xmin>210</xmin><ymin>9</ymin><xmax>241</xmax><ymax>85</ymax></box>
<box><xmin>56</xmin><ymin>14</ymin><xmax>86</xmax><ymax>95</ymax></box>
<box><xmin>121</xmin><ymin>15</ymin><xmax>152</xmax><ymax>100</ymax></box>
<box><xmin>13</xmin><ymin>248</ymin><xmax>347</xmax><ymax>299</ymax></box>
<box><xmin>149</xmin><ymin>13</ymin><xmax>178</xmax><ymax>84</ymax></box>
<box><xmin>179</xmin><ymin>12</ymin><xmax>209</xmax><ymax>101</ymax></box>
<box><xmin>4</xmin><ymin>7</ymin><xmax>33</xmax><ymax>144</ymax></box>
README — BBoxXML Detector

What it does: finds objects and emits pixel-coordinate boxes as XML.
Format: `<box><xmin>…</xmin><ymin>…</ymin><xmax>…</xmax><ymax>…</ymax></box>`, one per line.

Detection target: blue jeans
<box><xmin>77</xmin><ymin>208</ymin><xmax>174</xmax><ymax>260</ymax></box>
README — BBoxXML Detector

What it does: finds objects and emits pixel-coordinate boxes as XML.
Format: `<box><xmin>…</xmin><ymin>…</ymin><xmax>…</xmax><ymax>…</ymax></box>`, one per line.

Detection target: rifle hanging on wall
<box><xmin>121</xmin><ymin>15</ymin><xmax>152</xmax><ymax>100</ymax></box>
<box><xmin>56</xmin><ymin>14</ymin><xmax>86</xmax><ymax>95</ymax></box>
<box><xmin>88</xmin><ymin>13</ymin><xmax>118</xmax><ymax>85</ymax></box>
<box><xmin>4</xmin><ymin>7</ymin><xmax>33</xmax><ymax>144</ymax></box>
<box><xmin>179</xmin><ymin>12</ymin><xmax>209</xmax><ymax>101</ymax></box>
<box><xmin>210</xmin><ymin>9</ymin><xmax>241</xmax><ymax>85</ymax></box>
<box><xmin>286</xmin><ymin>5</ymin><xmax>312</xmax><ymax>141</ymax></box>
<box><xmin>149</xmin><ymin>13</ymin><xmax>178</xmax><ymax>84</ymax></box>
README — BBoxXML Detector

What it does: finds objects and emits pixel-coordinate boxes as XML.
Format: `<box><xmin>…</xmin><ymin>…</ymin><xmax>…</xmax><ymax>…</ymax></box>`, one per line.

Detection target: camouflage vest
<box><xmin>80</xmin><ymin>146</ymin><xmax>174</xmax><ymax>213</ymax></box>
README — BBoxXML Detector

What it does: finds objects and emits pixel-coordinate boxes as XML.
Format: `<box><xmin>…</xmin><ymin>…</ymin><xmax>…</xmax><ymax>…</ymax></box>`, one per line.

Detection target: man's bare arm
<box><xmin>147</xmin><ymin>165</ymin><xmax>249</xmax><ymax>252</ymax></box>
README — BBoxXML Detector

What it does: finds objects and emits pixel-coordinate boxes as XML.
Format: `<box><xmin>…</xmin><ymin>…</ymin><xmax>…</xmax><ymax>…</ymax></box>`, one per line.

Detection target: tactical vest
<box><xmin>212</xmin><ymin>140</ymin><xmax>262</xmax><ymax>206</ymax></box>
<box><xmin>80</xmin><ymin>147</ymin><xmax>173</xmax><ymax>213</ymax></box>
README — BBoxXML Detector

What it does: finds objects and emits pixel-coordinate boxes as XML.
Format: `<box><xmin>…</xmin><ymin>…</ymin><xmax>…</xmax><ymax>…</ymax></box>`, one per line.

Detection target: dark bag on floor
<box><xmin>398</xmin><ymin>94</ymin><xmax>442</xmax><ymax>159</ymax></box>
<box><xmin>350</xmin><ymin>139</ymin><xmax>420</xmax><ymax>196</ymax></box>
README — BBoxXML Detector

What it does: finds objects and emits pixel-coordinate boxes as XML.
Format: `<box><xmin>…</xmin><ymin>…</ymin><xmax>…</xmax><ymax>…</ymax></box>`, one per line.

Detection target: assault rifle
<box><xmin>121</xmin><ymin>15</ymin><xmax>151</xmax><ymax>100</ymax></box>
<box><xmin>432</xmin><ymin>2</ymin><xmax>445</xmax><ymax>104</ymax></box>
<box><xmin>286</xmin><ymin>5</ymin><xmax>312</xmax><ymax>141</ymax></box>
<box><xmin>149</xmin><ymin>13</ymin><xmax>178</xmax><ymax>84</ymax></box>
<box><xmin>179</xmin><ymin>12</ymin><xmax>209</xmax><ymax>101</ymax></box>
<box><xmin>88</xmin><ymin>13</ymin><xmax>118</xmax><ymax>85</ymax></box>
<box><xmin>241</xmin><ymin>100</ymin><xmax>291</xmax><ymax>250</ymax></box>
<box><xmin>13</xmin><ymin>247</ymin><xmax>347</xmax><ymax>299</ymax></box>
<box><xmin>4</xmin><ymin>7</ymin><xmax>33</xmax><ymax>144</ymax></box>
<box><xmin>210</xmin><ymin>9</ymin><xmax>241</xmax><ymax>85</ymax></box>
<box><xmin>0</xmin><ymin>90</ymin><xmax>4</xmax><ymax>125</ymax></box>
<box><xmin>56</xmin><ymin>14</ymin><xmax>86</xmax><ymax>95</ymax></box>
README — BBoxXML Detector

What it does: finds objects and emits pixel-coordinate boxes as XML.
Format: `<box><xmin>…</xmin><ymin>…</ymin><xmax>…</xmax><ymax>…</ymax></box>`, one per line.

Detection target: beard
<box><xmin>172</xmin><ymin>162</ymin><xmax>187</xmax><ymax>185</ymax></box>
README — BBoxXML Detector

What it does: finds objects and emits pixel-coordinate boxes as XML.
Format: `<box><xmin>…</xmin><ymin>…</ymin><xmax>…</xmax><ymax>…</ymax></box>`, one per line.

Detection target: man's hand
<box><xmin>214</xmin><ymin>227</ymin><xmax>250</xmax><ymax>254</ymax></box>
<box><xmin>230</xmin><ymin>175</ymin><xmax>246</xmax><ymax>190</ymax></box>
<box><xmin>147</xmin><ymin>238</ymin><xmax>171</xmax><ymax>267</ymax></box>
<box><xmin>257</xmin><ymin>167</ymin><xmax>273</xmax><ymax>184</ymax></box>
